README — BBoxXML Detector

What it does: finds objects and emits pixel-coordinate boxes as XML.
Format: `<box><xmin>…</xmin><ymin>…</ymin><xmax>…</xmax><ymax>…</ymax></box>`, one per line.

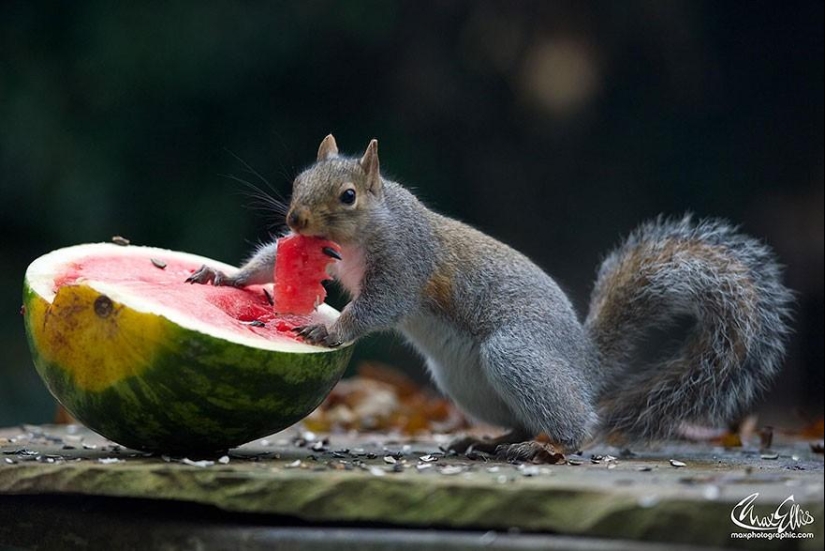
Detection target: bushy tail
<box><xmin>585</xmin><ymin>215</ymin><xmax>793</xmax><ymax>441</ymax></box>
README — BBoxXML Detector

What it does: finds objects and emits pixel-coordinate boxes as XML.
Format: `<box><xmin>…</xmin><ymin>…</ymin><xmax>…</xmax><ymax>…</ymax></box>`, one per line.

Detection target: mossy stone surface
<box><xmin>1</xmin><ymin>426</ymin><xmax>822</xmax><ymax>549</ymax></box>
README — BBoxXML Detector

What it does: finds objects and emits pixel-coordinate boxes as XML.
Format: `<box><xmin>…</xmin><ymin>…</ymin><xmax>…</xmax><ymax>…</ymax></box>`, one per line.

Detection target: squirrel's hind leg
<box><xmin>477</xmin><ymin>330</ymin><xmax>598</xmax><ymax>452</ymax></box>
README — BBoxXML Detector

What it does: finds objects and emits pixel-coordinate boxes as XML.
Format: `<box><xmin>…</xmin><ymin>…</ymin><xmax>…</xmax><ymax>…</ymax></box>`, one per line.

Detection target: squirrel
<box><xmin>187</xmin><ymin>135</ymin><xmax>793</xmax><ymax>455</ymax></box>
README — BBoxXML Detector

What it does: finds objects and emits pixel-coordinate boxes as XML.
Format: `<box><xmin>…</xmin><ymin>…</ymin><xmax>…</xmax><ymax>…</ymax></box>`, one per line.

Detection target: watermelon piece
<box><xmin>273</xmin><ymin>234</ymin><xmax>341</xmax><ymax>315</ymax></box>
<box><xmin>22</xmin><ymin>243</ymin><xmax>353</xmax><ymax>454</ymax></box>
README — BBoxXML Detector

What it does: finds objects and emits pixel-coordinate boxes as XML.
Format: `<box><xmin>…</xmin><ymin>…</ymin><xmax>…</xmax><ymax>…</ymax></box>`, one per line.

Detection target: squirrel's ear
<box><xmin>359</xmin><ymin>139</ymin><xmax>382</xmax><ymax>194</ymax></box>
<box><xmin>317</xmin><ymin>134</ymin><xmax>339</xmax><ymax>162</ymax></box>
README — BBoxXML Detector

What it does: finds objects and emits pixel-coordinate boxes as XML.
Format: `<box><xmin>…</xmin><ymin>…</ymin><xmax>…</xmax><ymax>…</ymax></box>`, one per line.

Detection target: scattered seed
<box><xmin>419</xmin><ymin>454</ymin><xmax>439</xmax><ymax>463</ymax></box>
<box><xmin>567</xmin><ymin>459</ymin><xmax>583</xmax><ymax>466</ymax></box>
<box><xmin>636</xmin><ymin>465</ymin><xmax>653</xmax><ymax>472</ymax></box>
<box><xmin>263</xmin><ymin>288</ymin><xmax>274</xmax><ymax>306</ymax></box>
<box><xmin>150</xmin><ymin>258</ymin><xmax>167</xmax><ymax>270</ymax></box>
<box><xmin>246</xmin><ymin>320</ymin><xmax>266</xmax><ymax>327</ymax></box>
<box><xmin>111</xmin><ymin>235</ymin><xmax>130</xmax><ymax>246</ymax></box>
<box><xmin>760</xmin><ymin>453</ymin><xmax>779</xmax><ymax>460</ymax></box>
<box><xmin>518</xmin><ymin>465</ymin><xmax>541</xmax><ymax>477</ymax></box>
<box><xmin>292</xmin><ymin>432</ymin><xmax>317</xmax><ymax>447</ymax></box>
<box><xmin>182</xmin><ymin>458</ymin><xmax>214</xmax><ymax>468</ymax></box>
<box><xmin>383</xmin><ymin>449</ymin><xmax>403</xmax><ymax>460</ymax></box>
<box><xmin>440</xmin><ymin>465</ymin><xmax>465</xmax><ymax>475</ymax></box>
<box><xmin>98</xmin><ymin>458</ymin><xmax>121</xmax><ymax>464</ymax></box>
<box><xmin>285</xmin><ymin>459</ymin><xmax>302</xmax><ymax>469</ymax></box>
<box><xmin>93</xmin><ymin>295</ymin><xmax>114</xmax><ymax>318</ymax></box>
<box><xmin>4</xmin><ymin>458</ymin><xmax>16</xmax><ymax>465</ymax></box>
<box><xmin>82</xmin><ymin>443</ymin><xmax>98</xmax><ymax>450</ymax></box>
<box><xmin>669</xmin><ymin>459</ymin><xmax>687</xmax><ymax>468</ymax></box>
<box><xmin>7</xmin><ymin>449</ymin><xmax>38</xmax><ymax>456</ymax></box>
<box><xmin>383</xmin><ymin>455</ymin><xmax>397</xmax><ymax>465</ymax></box>
<box><xmin>369</xmin><ymin>466</ymin><xmax>386</xmax><ymax>477</ymax></box>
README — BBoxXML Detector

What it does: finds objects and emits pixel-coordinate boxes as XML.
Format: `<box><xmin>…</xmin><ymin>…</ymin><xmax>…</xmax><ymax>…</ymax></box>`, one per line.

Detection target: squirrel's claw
<box><xmin>294</xmin><ymin>324</ymin><xmax>342</xmax><ymax>347</ymax></box>
<box><xmin>446</xmin><ymin>428</ymin><xmax>535</xmax><ymax>456</ymax></box>
<box><xmin>185</xmin><ymin>264</ymin><xmax>229</xmax><ymax>286</ymax></box>
<box><xmin>494</xmin><ymin>441</ymin><xmax>566</xmax><ymax>464</ymax></box>
<box><xmin>322</xmin><ymin>246</ymin><xmax>342</xmax><ymax>260</ymax></box>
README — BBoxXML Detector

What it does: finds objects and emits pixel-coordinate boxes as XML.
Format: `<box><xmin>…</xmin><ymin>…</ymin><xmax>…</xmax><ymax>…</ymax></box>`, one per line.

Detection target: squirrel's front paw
<box><xmin>294</xmin><ymin>324</ymin><xmax>343</xmax><ymax>347</ymax></box>
<box><xmin>186</xmin><ymin>265</ymin><xmax>230</xmax><ymax>286</ymax></box>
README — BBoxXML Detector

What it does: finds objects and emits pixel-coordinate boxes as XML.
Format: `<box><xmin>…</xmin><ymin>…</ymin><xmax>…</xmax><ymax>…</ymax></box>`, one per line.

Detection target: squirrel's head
<box><xmin>287</xmin><ymin>134</ymin><xmax>383</xmax><ymax>244</ymax></box>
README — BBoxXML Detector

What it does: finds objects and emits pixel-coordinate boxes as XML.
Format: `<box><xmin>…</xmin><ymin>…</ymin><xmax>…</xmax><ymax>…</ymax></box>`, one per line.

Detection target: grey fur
<box><xmin>586</xmin><ymin>215</ymin><xmax>793</xmax><ymax>441</ymax></box>
<box><xmin>206</xmin><ymin>139</ymin><xmax>793</xmax><ymax>450</ymax></box>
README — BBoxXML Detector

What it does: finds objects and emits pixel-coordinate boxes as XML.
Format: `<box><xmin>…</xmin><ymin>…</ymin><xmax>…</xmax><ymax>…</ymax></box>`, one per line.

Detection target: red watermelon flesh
<box><xmin>273</xmin><ymin>234</ymin><xmax>341</xmax><ymax>315</ymax></box>
<box><xmin>50</xmin><ymin>251</ymin><xmax>332</xmax><ymax>344</ymax></box>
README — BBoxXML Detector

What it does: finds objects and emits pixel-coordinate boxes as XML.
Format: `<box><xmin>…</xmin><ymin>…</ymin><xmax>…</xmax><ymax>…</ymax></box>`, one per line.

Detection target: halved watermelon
<box><xmin>22</xmin><ymin>243</ymin><xmax>353</xmax><ymax>455</ymax></box>
<box><xmin>273</xmin><ymin>234</ymin><xmax>341</xmax><ymax>315</ymax></box>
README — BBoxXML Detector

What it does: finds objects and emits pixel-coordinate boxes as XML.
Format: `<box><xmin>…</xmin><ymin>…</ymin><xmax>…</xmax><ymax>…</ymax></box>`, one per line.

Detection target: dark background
<box><xmin>1</xmin><ymin>1</ymin><xmax>822</xmax><ymax>428</ymax></box>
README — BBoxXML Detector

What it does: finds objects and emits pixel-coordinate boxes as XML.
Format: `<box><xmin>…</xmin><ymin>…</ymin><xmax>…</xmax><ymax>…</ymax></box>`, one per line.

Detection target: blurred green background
<box><xmin>1</xmin><ymin>1</ymin><xmax>822</xmax><ymax>427</ymax></box>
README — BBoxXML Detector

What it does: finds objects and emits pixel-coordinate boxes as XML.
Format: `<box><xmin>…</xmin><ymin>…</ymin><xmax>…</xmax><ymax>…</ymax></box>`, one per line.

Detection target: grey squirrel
<box><xmin>188</xmin><ymin>135</ymin><xmax>793</xmax><ymax>454</ymax></box>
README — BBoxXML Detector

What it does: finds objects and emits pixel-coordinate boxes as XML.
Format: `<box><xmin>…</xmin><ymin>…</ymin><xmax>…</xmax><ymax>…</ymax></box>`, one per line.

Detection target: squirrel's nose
<box><xmin>287</xmin><ymin>208</ymin><xmax>309</xmax><ymax>232</ymax></box>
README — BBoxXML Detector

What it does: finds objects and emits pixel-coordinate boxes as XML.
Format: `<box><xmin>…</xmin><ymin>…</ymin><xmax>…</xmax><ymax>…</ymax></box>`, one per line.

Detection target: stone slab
<box><xmin>1</xmin><ymin>425</ymin><xmax>822</xmax><ymax>550</ymax></box>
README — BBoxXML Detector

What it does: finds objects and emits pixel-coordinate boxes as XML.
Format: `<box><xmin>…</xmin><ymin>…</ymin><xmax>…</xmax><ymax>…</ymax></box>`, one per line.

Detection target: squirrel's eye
<box><xmin>340</xmin><ymin>188</ymin><xmax>356</xmax><ymax>205</ymax></box>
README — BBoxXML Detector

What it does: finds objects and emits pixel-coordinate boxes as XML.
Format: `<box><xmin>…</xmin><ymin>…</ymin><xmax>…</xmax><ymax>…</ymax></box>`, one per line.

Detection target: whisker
<box><xmin>220</xmin><ymin>173</ymin><xmax>290</xmax><ymax>218</ymax></box>
<box><xmin>223</xmin><ymin>148</ymin><xmax>289</xmax><ymax>204</ymax></box>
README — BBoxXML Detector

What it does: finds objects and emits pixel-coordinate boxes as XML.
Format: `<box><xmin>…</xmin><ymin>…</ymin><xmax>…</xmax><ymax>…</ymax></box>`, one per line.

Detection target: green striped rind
<box><xmin>23</xmin><ymin>281</ymin><xmax>352</xmax><ymax>455</ymax></box>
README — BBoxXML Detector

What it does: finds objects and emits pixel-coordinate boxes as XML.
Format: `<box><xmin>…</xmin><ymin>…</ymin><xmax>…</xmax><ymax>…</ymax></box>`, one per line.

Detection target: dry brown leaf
<box><xmin>305</xmin><ymin>363</ymin><xmax>470</xmax><ymax>435</ymax></box>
